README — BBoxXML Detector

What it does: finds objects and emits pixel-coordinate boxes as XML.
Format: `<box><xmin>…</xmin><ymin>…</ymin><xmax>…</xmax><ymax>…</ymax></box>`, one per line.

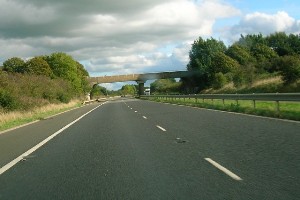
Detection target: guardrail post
<box><xmin>276</xmin><ymin>101</ymin><xmax>280</xmax><ymax>113</ymax></box>
<box><xmin>253</xmin><ymin>100</ymin><xmax>256</xmax><ymax>109</ymax></box>
<box><xmin>222</xmin><ymin>99</ymin><xmax>225</xmax><ymax>107</ymax></box>
<box><xmin>195</xmin><ymin>97</ymin><xmax>198</xmax><ymax>103</ymax></box>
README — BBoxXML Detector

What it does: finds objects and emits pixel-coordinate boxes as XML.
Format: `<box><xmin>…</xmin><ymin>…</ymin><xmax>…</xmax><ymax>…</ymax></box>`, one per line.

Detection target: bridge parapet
<box><xmin>86</xmin><ymin>70</ymin><xmax>200</xmax><ymax>96</ymax></box>
<box><xmin>87</xmin><ymin>71</ymin><xmax>198</xmax><ymax>85</ymax></box>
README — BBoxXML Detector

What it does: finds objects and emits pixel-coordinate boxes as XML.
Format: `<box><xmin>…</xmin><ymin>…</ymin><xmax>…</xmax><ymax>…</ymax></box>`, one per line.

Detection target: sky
<box><xmin>1</xmin><ymin>0</ymin><xmax>300</xmax><ymax>90</ymax></box>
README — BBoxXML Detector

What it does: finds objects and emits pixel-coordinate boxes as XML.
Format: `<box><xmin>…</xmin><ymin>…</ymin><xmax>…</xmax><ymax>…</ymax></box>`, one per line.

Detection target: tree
<box><xmin>236</xmin><ymin>33</ymin><xmax>267</xmax><ymax>49</ymax></box>
<box><xmin>188</xmin><ymin>37</ymin><xmax>226</xmax><ymax>71</ymax></box>
<box><xmin>186</xmin><ymin>37</ymin><xmax>226</xmax><ymax>90</ymax></box>
<box><xmin>76</xmin><ymin>61</ymin><xmax>90</xmax><ymax>94</ymax></box>
<box><xmin>45</xmin><ymin>53</ymin><xmax>84</xmax><ymax>94</ymax></box>
<box><xmin>226</xmin><ymin>44</ymin><xmax>254</xmax><ymax>65</ymax></box>
<box><xmin>288</xmin><ymin>34</ymin><xmax>300</xmax><ymax>55</ymax></box>
<box><xmin>232</xmin><ymin>64</ymin><xmax>256</xmax><ymax>87</ymax></box>
<box><xmin>211</xmin><ymin>52</ymin><xmax>240</xmax><ymax>74</ymax></box>
<box><xmin>150</xmin><ymin>78</ymin><xmax>180</xmax><ymax>94</ymax></box>
<box><xmin>275</xmin><ymin>55</ymin><xmax>300</xmax><ymax>84</ymax></box>
<box><xmin>90</xmin><ymin>85</ymin><xmax>107</xmax><ymax>99</ymax></box>
<box><xmin>24</xmin><ymin>57</ymin><xmax>53</xmax><ymax>77</ymax></box>
<box><xmin>266</xmin><ymin>32</ymin><xmax>293</xmax><ymax>56</ymax></box>
<box><xmin>3</xmin><ymin>57</ymin><xmax>25</xmax><ymax>73</ymax></box>
<box><xmin>248</xmin><ymin>43</ymin><xmax>278</xmax><ymax>73</ymax></box>
<box><xmin>121</xmin><ymin>84</ymin><xmax>136</xmax><ymax>95</ymax></box>
<box><xmin>251</xmin><ymin>43</ymin><xmax>278</xmax><ymax>63</ymax></box>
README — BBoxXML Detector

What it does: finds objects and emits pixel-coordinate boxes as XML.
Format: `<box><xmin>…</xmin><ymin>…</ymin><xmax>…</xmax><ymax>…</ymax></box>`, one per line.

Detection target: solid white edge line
<box><xmin>156</xmin><ymin>125</ymin><xmax>166</xmax><ymax>132</ymax></box>
<box><xmin>205</xmin><ymin>158</ymin><xmax>242</xmax><ymax>181</ymax></box>
<box><xmin>0</xmin><ymin>104</ymin><xmax>103</xmax><ymax>176</ymax></box>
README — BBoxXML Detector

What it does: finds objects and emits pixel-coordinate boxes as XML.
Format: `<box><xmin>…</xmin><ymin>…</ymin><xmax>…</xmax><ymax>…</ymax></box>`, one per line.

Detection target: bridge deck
<box><xmin>87</xmin><ymin>71</ymin><xmax>197</xmax><ymax>84</ymax></box>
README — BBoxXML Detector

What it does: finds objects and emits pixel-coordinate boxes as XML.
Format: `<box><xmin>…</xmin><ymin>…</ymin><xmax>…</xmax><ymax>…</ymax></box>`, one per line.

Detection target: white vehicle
<box><xmin>144</xmin><ymin>88</ymin><xmax>150</xmax><ymax>95</ymax></box>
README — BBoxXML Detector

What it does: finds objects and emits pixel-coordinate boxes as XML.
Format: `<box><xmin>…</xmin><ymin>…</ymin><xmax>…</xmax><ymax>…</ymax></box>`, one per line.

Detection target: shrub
<box><xmin>277</xmin><ymin>56</ymin><xmax>300</xmax><ymax>84</ymax></box>
<box><xmin>212</xmin><ymin>73</ymin><xmax>227</xmax><ymax>89</ymax></box>
<box><xmin>57</xmin><ymin>93</ymin><xmax>71</xmax><ymax>103</ymax></box>
<box><xmin>0</xmin><ymin>89</ymin><xmax>18</xmax><ymax>111</ymax></box>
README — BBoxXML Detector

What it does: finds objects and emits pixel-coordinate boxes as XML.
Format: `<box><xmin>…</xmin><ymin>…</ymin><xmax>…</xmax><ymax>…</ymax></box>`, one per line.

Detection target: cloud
<box><xmin>0</xmin><ymin>0</ymin><xmax>240</xmax><ymax>81</ymax></box>
<box><xmin>226</xmin><ymin>11</ymin><xmax>300</xmax><ymax>42</ymax></box>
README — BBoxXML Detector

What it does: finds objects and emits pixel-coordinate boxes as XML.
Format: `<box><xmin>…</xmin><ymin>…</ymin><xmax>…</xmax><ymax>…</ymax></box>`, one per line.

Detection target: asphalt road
<box><xmin>0</xmin><ymin>98</ymin><xmax>299</xmax><ymax>199</ymax></box>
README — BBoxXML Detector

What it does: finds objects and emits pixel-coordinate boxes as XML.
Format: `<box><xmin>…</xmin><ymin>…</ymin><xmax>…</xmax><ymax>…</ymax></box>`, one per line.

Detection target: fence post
<box><xmin>276</xmin><ymin>101</ymin><xmax>280</xmax><ymax>113</ymax></box>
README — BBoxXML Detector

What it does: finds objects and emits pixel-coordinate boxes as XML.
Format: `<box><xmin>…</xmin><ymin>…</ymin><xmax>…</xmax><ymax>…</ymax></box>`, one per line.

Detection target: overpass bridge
<box><xmin>87</xmin><ymin>71</ymin><xmax>198</xmax><ymax>95</ymax></box>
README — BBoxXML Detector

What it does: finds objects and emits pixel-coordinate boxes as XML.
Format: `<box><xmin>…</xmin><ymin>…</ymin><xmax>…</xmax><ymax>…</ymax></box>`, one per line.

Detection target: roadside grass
<box><xmin>149</xmin><ymin>98</ymin><xmax>300</xmax><ymax>121</ymax></box>
<box><xmin>204</xmin><ymin>76</ymin><xmax>300</xmax><ymax>94</ymax></box>
<box><xmin>0</xmin><ymin>100</ymin><xmax>82</xmax><ymax>132</ymax></box>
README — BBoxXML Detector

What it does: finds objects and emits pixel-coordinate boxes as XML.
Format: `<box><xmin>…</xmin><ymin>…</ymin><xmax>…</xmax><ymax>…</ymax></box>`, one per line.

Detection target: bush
<box><xmin>57</xmin><ymin>93</ymin><xmax>71</xmax><ymax>103</ymax></box>
<box><xmin>0</xmin><ymin>72</ymin><xmax>78</xmax><ymax>111</ymax></box>
<box><xmin>212</xmin><ymin>73</ymin><xmax>227</xmax><ymax>89</ymax></box>
<box><xmin>0</xmin><ymin>89</ymin><xmax>18</xmax><ymax>110</ymax></box>
<box><xmin>276</xmin><ymin>56</ymin><xmax>300</xmax><ymax>84</ymax></box>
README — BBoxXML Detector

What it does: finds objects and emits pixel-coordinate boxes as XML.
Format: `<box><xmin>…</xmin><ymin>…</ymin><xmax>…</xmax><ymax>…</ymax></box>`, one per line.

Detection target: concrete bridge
<box><xmin>87</xmin><ymin>71</ymin><xmax>198</xmax><ymax>95</ymax></box>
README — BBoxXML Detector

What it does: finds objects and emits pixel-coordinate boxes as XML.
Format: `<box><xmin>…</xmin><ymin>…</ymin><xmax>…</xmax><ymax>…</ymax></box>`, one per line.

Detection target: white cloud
<box><xmin>226</xmin><ymin>11</ymin><xmax>300</xmax><ymax>42</ymax></box>
<box><xmin>0</xmin><ymin>0</ymin><xmax>240</xmax><ymax>84</ymax></box>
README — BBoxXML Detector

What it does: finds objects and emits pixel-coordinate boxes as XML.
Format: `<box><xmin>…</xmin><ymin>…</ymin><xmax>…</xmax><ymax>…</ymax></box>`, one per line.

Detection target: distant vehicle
<box><xmin>144</xmin><ymin>88</ymin><xmax>150</xmax><ymax>95</ymax></box>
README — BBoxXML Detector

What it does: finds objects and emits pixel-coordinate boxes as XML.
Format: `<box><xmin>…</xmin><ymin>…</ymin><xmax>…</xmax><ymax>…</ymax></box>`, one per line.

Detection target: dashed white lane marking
<box><xmin>156</xmin><ymin>125</ymin><xmax>166</xmax><ymax>132</ymax></box>
<box><xmin>205</xmin><ymin>158</ymin><xmax>242</xmax><ymax>181</ymax></box>
<box><xmin>135</xmin><ymin>111</ymin><xmax>138</xmax><ymax>113</ymax></box>
<box><xmin>0</xmin><ymin>104</ymin><xmax>103</xmax><ymax>176</ymax></box>
<box><xmin>143</xmin><ymin>116</ymin><xmax>147</xmax><ymax>119</ymax></box>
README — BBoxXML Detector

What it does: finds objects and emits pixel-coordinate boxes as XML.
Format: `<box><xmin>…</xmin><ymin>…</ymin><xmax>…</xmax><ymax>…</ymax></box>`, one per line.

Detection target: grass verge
<box><xmin>0</xmin><ymin>100</ymin><xmax>82</xmax><ymax>132</ymax></box>
<box><xmin>145</xmin><ymin>98</ymin><xmax>300</xmax><ymax>121</ymax></box>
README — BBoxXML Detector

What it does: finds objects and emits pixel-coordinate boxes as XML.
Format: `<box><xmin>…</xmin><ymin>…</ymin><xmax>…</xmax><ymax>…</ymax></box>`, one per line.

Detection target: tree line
<box><xmin>2</xmin><ymin>32</ymin><xmax>300</xmax><ymax>111</ymax></box>
<box><xmin>184</xmin><ymin>32</ymin><xmax>300</xmax><ymax>92</ymax></box>
<box><xmin>150</xmin><ymin>32</ymin><xmax>300</xmax><ymax>94</ymax></box>
<box><xmin>0</xmin><ymin>52</ymin><xmax>90</xmax><ymax>111</ymax></box>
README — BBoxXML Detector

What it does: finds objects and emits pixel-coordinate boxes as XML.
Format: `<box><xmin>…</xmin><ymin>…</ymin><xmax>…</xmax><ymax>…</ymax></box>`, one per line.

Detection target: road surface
<box><xmin>0</xmin><ymin>98</ymin><xmax>299</xmax><ymax>199</ymax></box>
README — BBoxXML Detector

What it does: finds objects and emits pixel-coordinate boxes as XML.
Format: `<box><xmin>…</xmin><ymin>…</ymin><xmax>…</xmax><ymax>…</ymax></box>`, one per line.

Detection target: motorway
<box><xmin>0</xmin><ymin>98</ymin><xmax>299</xmax><ymax>199</ymax></box>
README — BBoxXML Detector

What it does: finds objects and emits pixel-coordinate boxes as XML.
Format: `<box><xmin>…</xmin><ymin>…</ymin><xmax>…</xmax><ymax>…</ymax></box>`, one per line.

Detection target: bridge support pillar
<box><xmin>137</xmin><ymin>81</ymin><xmax>145</xmax><ymax>96</ymax></box>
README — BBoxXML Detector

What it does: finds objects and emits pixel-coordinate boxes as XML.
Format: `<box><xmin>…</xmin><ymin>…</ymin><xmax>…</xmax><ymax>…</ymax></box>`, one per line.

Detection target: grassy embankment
<box><xmin>149</xmin><ymin>77</ymin><xmax>300</xmax><ymax>121</ymax></box>
<box><xmin>0</xmin><ymin>100</ymin><xmax>82</xmax><ymax>132</ymax></box>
